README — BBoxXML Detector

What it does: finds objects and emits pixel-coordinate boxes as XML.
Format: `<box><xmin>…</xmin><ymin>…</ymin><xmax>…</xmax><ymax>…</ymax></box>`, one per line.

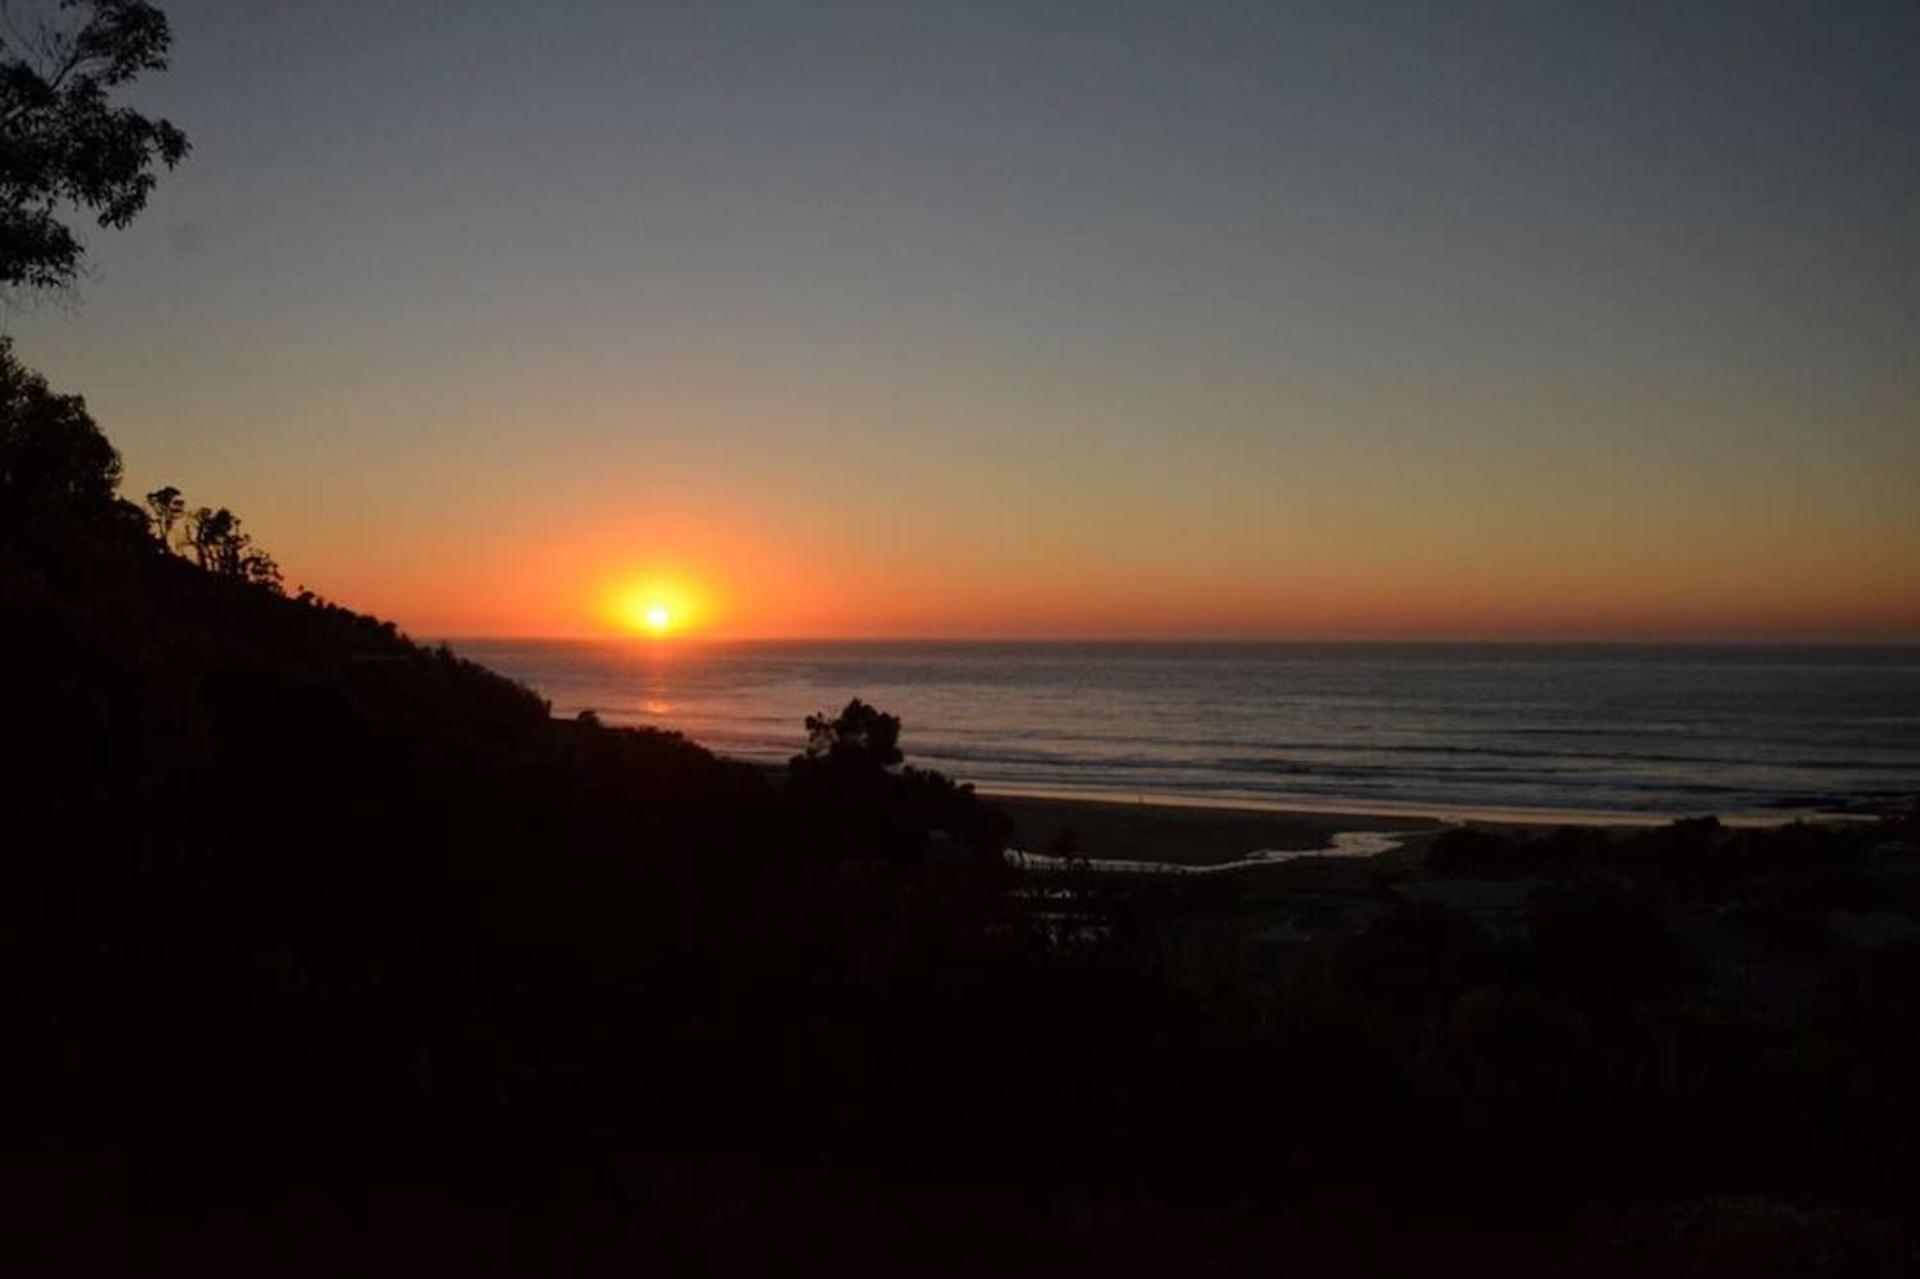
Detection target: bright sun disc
<box><xmin>603</xmin><ymin>578</ymin><xmax>706</xmax><ymax>637</ymax></box>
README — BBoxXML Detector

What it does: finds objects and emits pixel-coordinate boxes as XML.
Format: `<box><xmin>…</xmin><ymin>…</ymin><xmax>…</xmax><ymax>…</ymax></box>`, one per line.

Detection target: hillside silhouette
<box><xmin>6</xmin><ymin>342</ymin><xmax>1920</xmax><ymax>1276</ymax></box>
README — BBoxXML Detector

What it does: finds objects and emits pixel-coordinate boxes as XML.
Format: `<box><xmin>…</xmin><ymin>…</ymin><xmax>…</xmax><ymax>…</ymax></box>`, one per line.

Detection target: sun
<box><xmin>602</xmin><ymin>577</ymin><xmax>708</xmax><ymax>638</ymax></box>
<box><xmin>622</xmin><ymin>595</ymin><xmax>675</xmax><ymax>635</ymax></box>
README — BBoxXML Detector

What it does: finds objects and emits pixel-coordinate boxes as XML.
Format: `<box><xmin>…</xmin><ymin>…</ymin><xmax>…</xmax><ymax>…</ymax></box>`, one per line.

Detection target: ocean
<box><xmin>453</xmin><ymin>641</ymin><xmax>1920</xmax><ymax>821</ymax></box>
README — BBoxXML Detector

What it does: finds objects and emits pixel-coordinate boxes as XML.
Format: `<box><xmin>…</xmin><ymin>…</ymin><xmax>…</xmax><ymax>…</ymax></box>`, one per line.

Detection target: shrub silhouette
<box><xmin>786</xmin><ymin>698</ymin><xmax>1005</xmax><ymax>869</ymax></box>
<box><xmin>800</xmin><ymin>696</ymin><xmax>904</xmax><ymax>770</ymax></box>
<box><xmin>1526</xmin><ymin>879</ymin><xmax>1687</xmax><ymax>1006</ymax></box>
<box><xmin>1335</xmin><ymin>902</ymin><xmax>1501</xmax><ymax>1043</ymax></box>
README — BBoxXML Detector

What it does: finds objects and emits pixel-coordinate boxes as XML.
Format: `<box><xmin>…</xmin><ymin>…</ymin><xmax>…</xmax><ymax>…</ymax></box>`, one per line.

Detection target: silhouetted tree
<box><xmin>800</xmin><ymin>698</ymin><xmax>904</xmax><ymax>772</ymax></box>
<box><xmin>786</xmin><ymin>699</ymin><xmax>1006</xmax><ymax>869</ymax></box>
<box><xmin>182</xmin><ymin>502</ymin><xmax>227</xmax><ymax>567</ymax></box>
<box><xmin>0</xmin><ymin>332</ymin><xmax>123</xmax><ymax>520</ymax></box>
<box><xmin>143</xmin><ymin>480</ymin><xmax>180</xmax><ymax>544</ymax></box>
<box><xmin>183</xmin><ymin>502</ymin><xmax>281</xmax><ymax>591</ymax></box>
<box><xmin>1</xmin><ymin>0</ymin><xmax>188</xmax><ymax>291</ymax></box>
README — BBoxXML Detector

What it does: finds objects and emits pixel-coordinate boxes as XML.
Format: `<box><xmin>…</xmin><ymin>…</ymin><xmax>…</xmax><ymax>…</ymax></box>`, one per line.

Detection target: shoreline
<box><xmin>751</xmin><ymin>760</ymin><xmax>1893</xmax><ymax>871</ymax></box>
<box><xmin>975</xmin><ymin>783</ymin><xmax>1874</xmax><ymax>831</ymax></box>
<box><xmin>984</xmin><ymin>788</ymin><xmax>1885</xmax><ymax>874</ymax></box>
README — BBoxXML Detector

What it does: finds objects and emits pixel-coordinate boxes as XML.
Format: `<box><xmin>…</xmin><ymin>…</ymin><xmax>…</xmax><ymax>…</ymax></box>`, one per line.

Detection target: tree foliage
<box><xmin>142</xmin><ymin>478</ymin><xmax>179</xmax><ymax>542</ymax></box>
<box><xmin>801</xmin><ymin>697</ymin><xmax>904</xmax><ymax>772</ymax></box>
<box><xmin>180</xmin><ymin>501</ymin><xmax>281</xmax><ymax>590</ymax></box>
<box><xmin>787</xmin><ymin>698</ymin><xmax>1006</xmax><ymax>868</ymax></box>
<box><xmin>1</xmin><ymin>0</ymin><xmax>189</xmax><ymax>291</ymax></box>
<box><xmin>0</xmin><ymin>330</ymin><xmax>121</xmax><ymax>519</ymax></box>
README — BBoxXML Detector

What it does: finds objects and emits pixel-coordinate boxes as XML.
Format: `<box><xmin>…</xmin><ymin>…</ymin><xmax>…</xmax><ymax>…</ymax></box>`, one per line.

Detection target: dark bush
<box><xmin>1527</xmin><ymin>879</ymin><xmax>1688</xmax><ymax>1006</ymax></box>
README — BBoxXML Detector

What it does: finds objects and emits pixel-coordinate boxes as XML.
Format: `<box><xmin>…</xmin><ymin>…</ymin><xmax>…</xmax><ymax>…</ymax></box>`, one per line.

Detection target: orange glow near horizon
<box><xmin>268</xmin><ymin>460</ymin><xmax>1920</xmax><ymax>645</ymax></box>
<box><xmin>334</xmin><ymin>534</ymin><xmax>1920</xmax><ymax>644</ymax></box>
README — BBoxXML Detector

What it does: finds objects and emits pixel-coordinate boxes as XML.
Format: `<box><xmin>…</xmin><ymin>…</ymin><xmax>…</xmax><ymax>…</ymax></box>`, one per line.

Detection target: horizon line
<box><xmin>422</xmin><ymin>633</ymin><xmax>1920</xmax><ymax>648</ymax></box>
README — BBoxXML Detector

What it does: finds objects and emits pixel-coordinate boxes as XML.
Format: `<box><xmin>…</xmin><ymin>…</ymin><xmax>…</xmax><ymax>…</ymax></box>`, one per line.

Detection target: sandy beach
<box><xmin>986</xmin><ymin>789</ymin><xmax>1872</xmax><ymax>883</ymax></box>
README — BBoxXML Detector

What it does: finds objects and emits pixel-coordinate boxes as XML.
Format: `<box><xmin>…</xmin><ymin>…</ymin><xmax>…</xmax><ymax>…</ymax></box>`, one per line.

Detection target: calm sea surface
<box><xmin>454</xmin><ymin>642</ymin><xmax>1920</xmax><ymax>819</ymax></box>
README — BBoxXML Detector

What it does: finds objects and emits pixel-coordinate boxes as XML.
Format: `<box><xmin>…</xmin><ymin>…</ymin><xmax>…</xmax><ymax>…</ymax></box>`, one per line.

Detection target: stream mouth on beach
<box><xmin>1006</xmin><ymin>829</ymin><xmax>1407</xmax><ymax>875</ymax></box>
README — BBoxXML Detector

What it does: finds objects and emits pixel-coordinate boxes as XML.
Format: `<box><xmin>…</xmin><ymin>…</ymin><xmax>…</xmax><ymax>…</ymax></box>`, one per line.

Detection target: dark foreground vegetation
<box><xmin>6</xmin><ymin>7</ymin><xmax>1917</xmax><ymax>1274</ymax></box>
<box><xmin>5</xmin><ymin>342</ymin><xmax>1920</xmax><ymax>1276</ymax></box>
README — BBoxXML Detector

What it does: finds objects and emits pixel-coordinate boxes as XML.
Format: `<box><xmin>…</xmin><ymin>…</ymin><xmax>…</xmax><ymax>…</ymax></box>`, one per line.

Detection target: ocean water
<box><xmin>454</xmin><ymin>641</ymin><xmax>1920</xmax><ymax>820</ymax></box>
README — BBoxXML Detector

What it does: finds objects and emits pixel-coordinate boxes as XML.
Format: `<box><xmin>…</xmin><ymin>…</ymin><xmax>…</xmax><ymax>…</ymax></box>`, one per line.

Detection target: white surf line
<box><xmin>1005</xmin><ymin>829</ymin><xmax>1406</xmax><ymax>876</ymax></box>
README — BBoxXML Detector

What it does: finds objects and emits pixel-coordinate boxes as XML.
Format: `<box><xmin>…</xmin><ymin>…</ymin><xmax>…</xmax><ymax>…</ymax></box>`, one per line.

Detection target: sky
<box><xmin>7</xmin><ymin>0</ymin><xmax>1918</xmax><ymax>640</ymax></box>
